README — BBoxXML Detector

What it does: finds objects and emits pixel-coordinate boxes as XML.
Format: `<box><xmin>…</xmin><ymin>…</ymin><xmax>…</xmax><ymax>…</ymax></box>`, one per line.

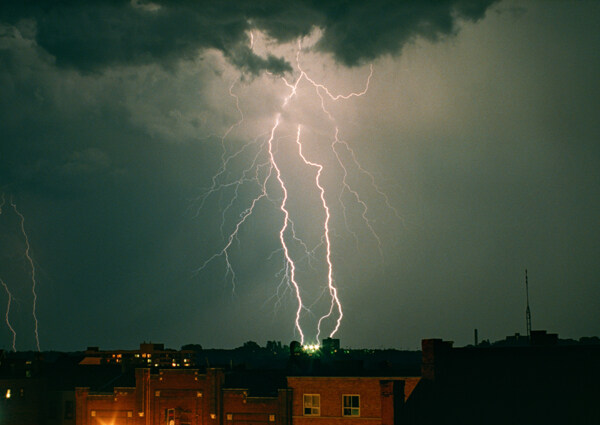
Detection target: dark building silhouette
<box><xmin>402</xmin><ymin>337</ymin><xmax>600</xmax><ymax>424</ymax></box>
<box><xmin>80</xmin><ymin>343</ymin><xmax>194</xmax><ymax>368</ymax></box>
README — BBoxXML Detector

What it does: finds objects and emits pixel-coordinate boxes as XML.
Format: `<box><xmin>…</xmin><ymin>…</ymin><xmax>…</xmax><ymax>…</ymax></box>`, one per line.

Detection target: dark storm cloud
<box><xmin>307</xmin><ymin>0</ymin><xmax>499</xmax><ymax>66</ymax></box>
<box><xmin>0</xmin><ymin>0</ymin><xmax>497</xmax><ymax>73</ymax></box>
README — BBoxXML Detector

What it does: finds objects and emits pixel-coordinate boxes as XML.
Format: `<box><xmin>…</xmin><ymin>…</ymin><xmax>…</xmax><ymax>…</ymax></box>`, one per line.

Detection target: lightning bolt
<box><xmin>196</xmin><ymin>38</ymin><xmax>398</xmax><ymax>345</ymax></box>
<box><xmin>0</xmin><ymin>194</ymin><xmax>17</xmax><ymax>351</ymax></box>
<box><xmin>0</xmin><ymin>278</ymin><xmax>16</xmax><ymax>352</ymax></box>
<box><xmin>267</xmin><ymin>116</ymin><xmax>305</xmax><ymax>343</ymax></box>
<box><xmin>293</xmin><ymin>125</ymin><xmax>341</xmax><ymax>341</ymax></box>
<box><xmin>9</xmin><ymin>197</ymin><xmax>41</xmax><ymax>352</ymax></box>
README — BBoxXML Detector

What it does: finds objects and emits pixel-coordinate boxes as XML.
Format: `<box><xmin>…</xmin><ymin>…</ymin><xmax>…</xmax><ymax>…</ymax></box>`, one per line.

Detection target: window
<box><xmin>303</xmin><ymin>394</ymin><xmax>320</xmax><ymax>416</ymax></box>
<box><xmin>343</xmin><ymin>395</ymin><xmax>360</xmax><ymax>417</ymax></box>
<box><xmin>166</xmin><ymin>408</ymin><xmax>175</xmax><ymax>425</ymax></box>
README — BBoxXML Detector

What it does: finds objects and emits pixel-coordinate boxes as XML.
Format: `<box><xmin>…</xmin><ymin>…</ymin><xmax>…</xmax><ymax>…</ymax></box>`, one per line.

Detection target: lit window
<box><xmin>303</xmin><ymin>394</ymin><xmax>320</xmax><ymax>416</ymax></box>
<box><xmin>5</xmin><ymin>389</ymin><xmax>11</xmax><ymax>399</ymax></box>
<box><xmin>343</xmin><ymin>395</ymin><xmax>360</xmax><ymax>417</ymax></box>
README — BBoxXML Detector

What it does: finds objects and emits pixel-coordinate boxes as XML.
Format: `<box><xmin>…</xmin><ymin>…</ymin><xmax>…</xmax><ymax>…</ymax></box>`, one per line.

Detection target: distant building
<box><xmin>320</xmin><ymin>338</ymin><xmax>340</xmax><ymax>356</ymax></box>
<box><xmin>80</xmin><ymin>342</ymin><xmax>194</xmax><ymax>368</ymax></box>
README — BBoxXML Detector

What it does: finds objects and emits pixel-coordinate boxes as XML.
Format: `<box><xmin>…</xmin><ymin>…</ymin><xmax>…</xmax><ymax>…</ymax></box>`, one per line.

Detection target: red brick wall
<box><xmin>402</xmin><ymin>378</ymin><xmax>421</xmax><ymax>401</ymax></box>
<box><xmin>76</xmin><ymin>368</ymin><xmax>223</xmax><ymax>425</ymax></box>
<box><xmin>287</xmin><ymin>377</ymin><xmax>397</xmax><ymax>425</ymax></box>
<box><xmin>223</xmin><ymin>390</ymin><xmax>279</xmax><ymax>425</ymax></box>
<box><xmin>76</xmin><ymin>387</ymin><xmax>138</xmax><ymax>425</ymax></box>
<box><xmin>148</xmin><ymin>369</ymin><xmax>211</xmax><ymax>425</ymax></box>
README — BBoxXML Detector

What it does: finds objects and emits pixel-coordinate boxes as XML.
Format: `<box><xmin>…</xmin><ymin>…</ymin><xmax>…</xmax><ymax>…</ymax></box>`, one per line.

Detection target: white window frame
<box><xmin>303</xmin><ymin>394</ymin><xmax>320</xmax><ymax>416</ymax></box>
<box><xmin>342</xmin><ymin>394</ymin><xmax>360</xmax><ymax>417</ymax></box>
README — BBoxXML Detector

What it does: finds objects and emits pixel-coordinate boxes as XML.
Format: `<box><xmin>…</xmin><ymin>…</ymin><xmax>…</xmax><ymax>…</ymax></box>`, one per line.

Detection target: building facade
<box><xmin>287</xmin><ymin>376</ymin><xmax>420</xmax><ymax>425</ymax></box>
<box><xmin>76</xmin><ymin>368</ymin><xmax>223</xmax><ymax>425</ymax></box>
<box><xmin>74</xmin><ymin>369</ymin><xmax>419</xmax><ymax>425</ymax></box>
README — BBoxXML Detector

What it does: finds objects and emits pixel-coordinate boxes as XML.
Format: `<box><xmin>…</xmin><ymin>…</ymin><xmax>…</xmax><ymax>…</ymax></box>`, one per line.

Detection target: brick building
<box><xmin>222</xmin><ymin>388</ymin><xmax>291</xmax><ymax>425</ymax></box>
<box><xmin>76</xmin><ymin>368</ymin><xmax>223</xmax><ymax>425</ymax></box>
<box><xmin>74</xmin><ymin>370</ymin><xmax>420</xmax><ymax>425</ymax></box>
<box><xmin>287</xmin><ymin>376</ymin><xmax>420</xmax><ymax>425</ymax></box>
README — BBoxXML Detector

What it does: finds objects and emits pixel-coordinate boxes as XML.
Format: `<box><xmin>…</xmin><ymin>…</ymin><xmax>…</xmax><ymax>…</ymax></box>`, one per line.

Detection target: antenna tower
<box><xmin>525</xmin><ymin>269</ymin><xmax>532</xmax><ymax>340</ymax></box>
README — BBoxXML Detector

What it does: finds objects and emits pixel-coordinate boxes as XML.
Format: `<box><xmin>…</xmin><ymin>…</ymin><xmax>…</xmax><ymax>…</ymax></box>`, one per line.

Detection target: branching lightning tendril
<box><xmin>0</xmin><ymin>278</ymin><xmax>16</xmax><ymax>352</ymax></box>
<box><xmin>11</xmin><ymin>198</ymin><xmax>41</xmax><ymax>352</ymax></box>
<box><xmin>196</xmin><ymin>39</ymin><xmax>398</xmax><ymax>345</ymax></box>
<box><xmin>0</xmin><ymin>193</ymin><xmax>41</xmax><ymax>351</ymax></box>
<box><xmin>0</xmin><ymin>194</ymin><xmax>17</xmax><ymax>351</ymax></box>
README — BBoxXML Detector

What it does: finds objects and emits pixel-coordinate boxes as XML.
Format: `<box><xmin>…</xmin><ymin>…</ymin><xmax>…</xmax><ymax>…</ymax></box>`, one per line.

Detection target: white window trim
<box><xmin>342</xmin><ymin>394</ymin><xmax>360</xmax><ymax>417</ymax></box>
<box><xmin>303</xmin><ymin>394</ymin><xmax>320</xmax><ymax>416</ymax></box>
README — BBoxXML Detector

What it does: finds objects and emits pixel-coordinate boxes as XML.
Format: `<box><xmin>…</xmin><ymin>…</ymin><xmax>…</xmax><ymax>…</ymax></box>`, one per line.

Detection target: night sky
<box><xmin>1</xmin><ymin>0</ymin><xmax>599</xmax><ymax>352</ymax></box>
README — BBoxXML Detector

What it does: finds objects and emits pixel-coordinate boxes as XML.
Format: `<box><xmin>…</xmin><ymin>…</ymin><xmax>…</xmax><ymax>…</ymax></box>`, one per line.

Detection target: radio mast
<box><xmin>525</xmin><ymin>269</ymin><xmax>532</xmax><ymax>340</ymax></box>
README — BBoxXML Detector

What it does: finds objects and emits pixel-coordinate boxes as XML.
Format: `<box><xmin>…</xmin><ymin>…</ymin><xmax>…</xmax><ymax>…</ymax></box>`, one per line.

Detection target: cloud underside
<box><xmin>1</xmin><ymin>0</ymin><xmax>498</xmax><ymax>74</ymax></box>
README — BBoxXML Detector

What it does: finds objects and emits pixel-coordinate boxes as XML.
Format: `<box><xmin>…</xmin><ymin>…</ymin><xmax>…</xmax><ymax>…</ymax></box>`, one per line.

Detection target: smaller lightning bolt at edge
<box><xmin>0</xmin><ymin>278</ymin><xmax>17</xmax><ymax>352</ymax></box>
<box><xmin>0</xmin><ymin>194</ymin><xmax>17</xmax><ymax>351</ymax></box>
<box><xmin>10</xmin><ymin>197</ymin><xmax>41</xmax><ymax>352</ymax></box>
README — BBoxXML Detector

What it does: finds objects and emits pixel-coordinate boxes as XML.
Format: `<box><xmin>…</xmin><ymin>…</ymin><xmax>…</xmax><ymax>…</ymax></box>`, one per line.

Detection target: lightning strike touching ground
<box><xmin>294</xmin><ymin>126</ymin><xmax>342</xmax><ymax>341</ymax></box>
<box><xmin>267</xmin><ymin>116</ymin><xmax>305</xmax><ymax>344</ymax></box>
<box><xmin>10</xmin><ymin>198</ymin><xmax>41</xmax><ymax>352</ymax></box>
<box><xmin>196</xmin><ymin>39</ymin><xmax>398</xmax><ymax>345</ymax></box>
